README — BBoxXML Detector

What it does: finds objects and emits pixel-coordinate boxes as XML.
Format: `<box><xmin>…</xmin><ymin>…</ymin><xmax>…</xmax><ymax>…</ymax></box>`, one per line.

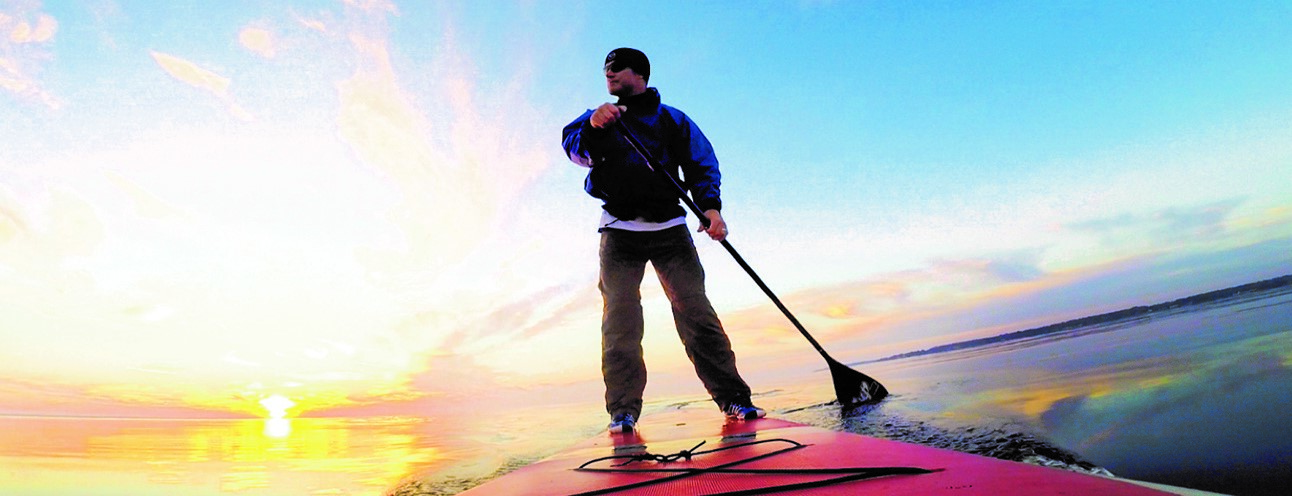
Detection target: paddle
<box><xmin>613</xmin><ymin>120</ymin><xmax>889</xmax><ymax>407</ymax></box>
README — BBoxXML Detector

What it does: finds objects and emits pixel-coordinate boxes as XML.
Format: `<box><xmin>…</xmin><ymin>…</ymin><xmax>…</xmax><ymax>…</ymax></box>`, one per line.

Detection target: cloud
<box><xmin>1068</xmin><ymin>198</ymin><xmax>1244</xmax><ymax>242</ymax></box>
<box><xmin>0</xmin><ymin>201</ymin><xmax>28</xmax><ymax>243</ymax></box>
<box><xmin>1</xmin><ymin>0</ymin><xmax>572</xmax><ymax>418</ymax></box>
<box><xmin>805</xmin><ymin>253</ymin><xmax>1046</xmax><ymax>317</ymax></box>
<box><xmin>150</xmin><ymin>51</ymin><xmax>230</xmax><ymax>95</ymax></box>
<box><xmin>0</xmin><ymin>6</ymin><xmax>60</xmax><ymax>108</ymax></box>
<box><xmin>150</xmin><ymin>50</ymin><xmax>254</xmax><ymax>121</ymax></box>
<box><xmin>323</xmin><ymin>6</ymin><xmax>553</xmax><ymax>286</ymax></box>
<box><xmin>295</xmin><ymin>14</ymin><xmax>328</xmax><ymax>33</ymax></box>
<box><xmin>0</xmin><ymin>376</ymin><xmax>250</xmax><ymax>419</ymax></box>
<box><xmin>1049</xmin><ymin>198</ymin><xmax>1265</xmax><ymax>271</ymax></box>
<box><xmin>711</xmin><ymin>223</ymin><xmax>1290</xmax><ymax>364</ymax></box>
<box><xmin>391</xmin><ymin>279</ymin><xmax>597</xmax><ymax>355</ymax></box>
<box><xmin>1155</xmin><ymin>199</ymin><xmax>1244</xmax><ymax>238</ymax></box>
<box><xmin>308</xmin><ymin>352</ymin><xmax>520</xmax><ymax>418</ymax></box>
<box><xmin>714</xmin><ymin>251</ymin><xmax>1053</xmax><ymax>358</ymax></box>
<box><xmin>344</xmin><ymin>0</ymin><xmax>398</xmax><ymax>15</ymax></box>
<box><xmin>6</xmin><ymin>11</ymin><xmax>56</xmax><ymax>42</ymax></box>
<box><xmin>238</xmin><ymin>26</ymin><xmax>275</xmax><ymax>58</ymax></box>
<box><xmin>0</xmin><ymin>183</ymin><xmax>107</xmax><ymax>280</ymax></box>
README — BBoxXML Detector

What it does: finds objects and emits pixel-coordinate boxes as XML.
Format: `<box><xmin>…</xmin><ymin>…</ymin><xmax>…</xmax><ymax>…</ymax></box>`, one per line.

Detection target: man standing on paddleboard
<box><xmin>562</xmin><ymin>48</ymin><xmax>765</xmax><ymax>434</ymax></box>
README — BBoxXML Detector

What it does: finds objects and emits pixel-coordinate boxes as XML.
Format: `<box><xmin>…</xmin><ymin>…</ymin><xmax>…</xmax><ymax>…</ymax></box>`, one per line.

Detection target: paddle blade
<box><xmin>828</xmin><ymin>358</ymin><xmax>889</xmax><ymax>407</ymax></box>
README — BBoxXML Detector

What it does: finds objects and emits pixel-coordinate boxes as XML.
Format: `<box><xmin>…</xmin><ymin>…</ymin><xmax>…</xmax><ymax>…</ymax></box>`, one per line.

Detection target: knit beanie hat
<box><xmin>604</xmin><ymin>47</ymin><xmax>650</xmax><ymax>82</ymax></box>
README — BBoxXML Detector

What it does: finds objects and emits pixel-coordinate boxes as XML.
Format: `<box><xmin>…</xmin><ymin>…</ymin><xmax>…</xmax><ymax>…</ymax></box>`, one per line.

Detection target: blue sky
<box><xmin>1</xmin><ymin>0</ymin><xmax>1290</xmax><ymax>418</ymax></box>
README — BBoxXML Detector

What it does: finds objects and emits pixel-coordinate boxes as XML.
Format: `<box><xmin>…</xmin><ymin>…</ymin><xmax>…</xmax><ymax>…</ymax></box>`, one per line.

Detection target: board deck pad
<box><xmin>459</xmin><ymin>408</ymin><xmax>1180</xmax><ymax>495</ymax></box>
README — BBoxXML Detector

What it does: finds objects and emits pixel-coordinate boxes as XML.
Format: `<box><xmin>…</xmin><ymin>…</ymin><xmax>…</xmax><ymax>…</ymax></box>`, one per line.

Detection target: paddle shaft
<box><xmin>613</xmin><ymin>121</ymin><xmax>835</xmax><ymax>361</ymax></box>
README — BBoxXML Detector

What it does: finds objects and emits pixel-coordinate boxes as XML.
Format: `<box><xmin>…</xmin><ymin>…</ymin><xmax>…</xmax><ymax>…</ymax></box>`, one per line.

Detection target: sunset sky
<box><xmin>2</xmin><ymin>0</ymin><xmax>1290</xmax><ymax>420</ymax></box>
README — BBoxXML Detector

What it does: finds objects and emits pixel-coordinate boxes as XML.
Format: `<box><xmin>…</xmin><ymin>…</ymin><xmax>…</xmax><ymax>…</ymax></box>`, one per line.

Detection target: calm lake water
<box><xmin>809</xmin><ymin>286</ymin><xmax>1292</xmax><ymax>496</ymax></box>
<box><xmin>3</xmin><ymin>287</ymin><xmax>1288</xmax><ymax>495</ymax></box>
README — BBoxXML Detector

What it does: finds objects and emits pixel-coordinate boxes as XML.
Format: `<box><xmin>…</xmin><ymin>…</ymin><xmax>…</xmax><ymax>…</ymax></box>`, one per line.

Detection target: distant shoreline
<box><xmin>866</xmin><ymin>274</ymin><xmax>1292</xmax><ymax>364</ymax></box>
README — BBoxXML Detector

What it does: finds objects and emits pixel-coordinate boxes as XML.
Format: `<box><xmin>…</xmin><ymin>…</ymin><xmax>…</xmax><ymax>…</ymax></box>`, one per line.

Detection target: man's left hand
<box><xmin>700</xmin><ymin>209</ymin><xmax>727</xmax><ymax>241</ymax></box>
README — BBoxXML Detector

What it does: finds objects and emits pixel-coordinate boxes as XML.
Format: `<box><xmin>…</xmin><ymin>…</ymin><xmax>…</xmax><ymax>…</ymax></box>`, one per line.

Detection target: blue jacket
<box><xmin>562</xmin><ymin>88</ymin><xmax>722</xmax><ymax>222</ymax></box>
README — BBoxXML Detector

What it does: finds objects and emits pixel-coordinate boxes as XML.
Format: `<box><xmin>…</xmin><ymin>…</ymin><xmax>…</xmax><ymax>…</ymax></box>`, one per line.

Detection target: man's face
<box><xmin>605</xmin><ymin>64</ymin><xmax>646</xmax><ymax>97</ymax></box>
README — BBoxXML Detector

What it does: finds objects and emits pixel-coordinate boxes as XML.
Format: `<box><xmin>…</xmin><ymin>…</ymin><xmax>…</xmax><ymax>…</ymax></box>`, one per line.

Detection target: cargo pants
<box><xmin>599</xmin><ymin>225</ymin><xmax>753</xmax><ymax>419</ymax></box>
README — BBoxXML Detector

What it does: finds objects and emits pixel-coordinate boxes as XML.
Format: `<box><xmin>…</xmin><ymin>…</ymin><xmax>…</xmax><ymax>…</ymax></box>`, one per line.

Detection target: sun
<box><xmin>259</xmin><ymin>394</ymin><xmax>296</xmax><ymax>419</ymax></box>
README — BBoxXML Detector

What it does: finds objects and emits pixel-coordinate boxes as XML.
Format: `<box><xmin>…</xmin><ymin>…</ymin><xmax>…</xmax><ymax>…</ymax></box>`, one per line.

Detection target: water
<box><xmin>0</xmin><ymin>407</ymin><xmax>608</xmax><ymax>496</ymax></box>
<box><xmin>3</xmin><ymin>288</ymin><xmax>1289</xmax><ymax>495</ymax></box>
<box><xmin>0</xmin><ymin>416</ymin><xmax>440</xmax><ymax>495</ymax></box>
<box><xmin>790</xmin><ymin>286</ymin><xmax>1292</xmax><ymax>496</ymax></box>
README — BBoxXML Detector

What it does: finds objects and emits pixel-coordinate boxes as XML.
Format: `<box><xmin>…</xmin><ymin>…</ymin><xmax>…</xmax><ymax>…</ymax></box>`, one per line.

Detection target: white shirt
<box><xmin>598</xmin><ymin>210</ymin><xmax>686</xmax><ymax>232</ymax></box>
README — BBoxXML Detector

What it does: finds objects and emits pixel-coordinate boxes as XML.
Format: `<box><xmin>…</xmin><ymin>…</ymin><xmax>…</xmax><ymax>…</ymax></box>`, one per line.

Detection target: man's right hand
<box><xmin>590</xmin><ymin>103</ymin><xmax>627</xmax><ymax>128</ymax></box>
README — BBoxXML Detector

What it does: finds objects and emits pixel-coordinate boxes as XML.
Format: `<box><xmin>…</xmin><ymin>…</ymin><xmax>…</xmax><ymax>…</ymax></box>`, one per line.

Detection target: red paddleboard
<box><xmin>459</xmin><ymin>408</ymin><xmax>1219</xmax><ymax>495</ymax></box>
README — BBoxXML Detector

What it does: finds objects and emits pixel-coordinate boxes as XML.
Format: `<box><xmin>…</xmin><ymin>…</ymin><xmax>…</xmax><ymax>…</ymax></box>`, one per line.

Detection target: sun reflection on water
<box><xmin>263</xmin><ymin>418</ymin><xmax>292</xmax><ymax>439</ymax></box>
<box><xmin>0</xmin><ymin>415</ymin><xmax>445</xmax><ymax>495</ymax></box>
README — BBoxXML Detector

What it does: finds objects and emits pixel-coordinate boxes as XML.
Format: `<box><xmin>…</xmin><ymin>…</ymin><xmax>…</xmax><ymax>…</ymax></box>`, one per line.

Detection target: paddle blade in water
<box><xmin>829</xmin><ymin>358</ymin><xmax>889</xmax><ymax>407</ymax></box>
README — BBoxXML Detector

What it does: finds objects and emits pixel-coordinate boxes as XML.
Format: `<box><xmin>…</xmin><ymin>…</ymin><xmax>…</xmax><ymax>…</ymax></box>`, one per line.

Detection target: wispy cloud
<box><xmin>150</xmin><ymin>51</ymin><xmax>253</xmax><ymax>121</ymax></box>
<box><xmin>101</xmin><ymin>170</ymin><xmax>186</xmax><ymax>220</ymax></box>
<box><xmin>3</xmin><ymin>1</ymin><xmax>569</xmax><ymax>418</ymax></box>
<box><xmin>0</xmin><ymin>376</ymin><xmax>251</xmax><ymax>419</ymax></box>
<box><xmin>0</xmin><ymin>6</ymin><xmax>60</xmax><ymax>108</ymax></box>
<box><xmin>332</xmin><ymin>9</ymin><xmax>553</xmax><ymax>281</ymax></box>
<box><xmin>150</xmin><ymin>50</ymin><xmax>231</xmax><ymax>96</ymax></box>
<box><xmin>0</xmin><ymin>199</ymin><xmax>29</xmax><ymax>243</ymax></box>
<box><xmin>720</xmin><ymin>250</ymin><xmax>1050</xmax><ymax>344</ymax></box>
<box><xmin>1067</xmin><ymin>198</ymin><xmax>1245</xmax><ymax>245</ymax></box>
<box><xmin>238</xmin><ymin>26</ymin><xmax>276</xmax><ymax>58</ymax></box>
<box><xmin>0</xmin><ymin>183</ymin><xmax>106</xmax><ymax>283</ymax></box>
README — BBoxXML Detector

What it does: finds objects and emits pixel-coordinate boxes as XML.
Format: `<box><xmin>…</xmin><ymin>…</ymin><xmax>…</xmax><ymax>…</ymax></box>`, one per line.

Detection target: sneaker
<box><xmin>608</xmin><ymin>413</ymin><xmax>636</xmax><ymax>434</ymax></box>
<box><xmin>722</xmin><ymin>402</ymin><xmax>766</xmax><ymax>420</ymax></box>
